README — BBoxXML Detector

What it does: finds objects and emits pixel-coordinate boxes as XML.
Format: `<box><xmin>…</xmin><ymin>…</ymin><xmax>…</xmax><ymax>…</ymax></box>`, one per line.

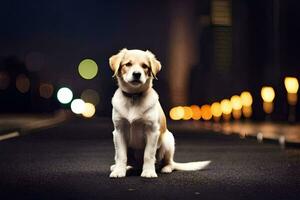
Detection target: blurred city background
<box><xmin>1</xmin><ymin>1</ymin><xmax>300</xmax><ymax>199</ymax></box>
<box><xmin>0</xmin><ymin>0</ymin><xmax>299</xmax><ymax>122</ymax></box>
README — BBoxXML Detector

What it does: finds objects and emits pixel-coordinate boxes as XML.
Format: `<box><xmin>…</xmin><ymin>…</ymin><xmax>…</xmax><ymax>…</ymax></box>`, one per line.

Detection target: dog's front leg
<box><xmin>110</xmin><ymin>129</ymin><xmax>127</xmax><ymax>178</ymax></box>
<box><xmin>141</xmin><ymin>126</ymin><xmax>159</xmax><ymax>178</ymax></box>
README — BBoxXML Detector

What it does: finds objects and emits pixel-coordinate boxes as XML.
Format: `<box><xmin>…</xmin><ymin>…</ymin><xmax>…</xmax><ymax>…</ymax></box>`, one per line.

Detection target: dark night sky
<box><xmin>0</xmin><ymin>0</ymin><xmax>169</xmax><ymax>91</ymax></box>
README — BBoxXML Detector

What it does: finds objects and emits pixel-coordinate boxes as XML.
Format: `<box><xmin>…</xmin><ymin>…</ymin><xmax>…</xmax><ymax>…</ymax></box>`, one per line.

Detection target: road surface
<box><xmin>0</xmin><ymin>118</ymin><xmax>299</xmax><ymax>199</ymax></box>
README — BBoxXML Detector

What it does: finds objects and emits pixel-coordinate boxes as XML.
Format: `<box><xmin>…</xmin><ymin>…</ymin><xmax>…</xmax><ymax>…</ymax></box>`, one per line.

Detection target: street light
<box><xmin>230</xmin><ymin>95</ymin><xmax>242</xmax><ymax>120</ymax></box>
<box><xmin>240</xmin><ymin>91</ymin><xmax>253</xmax><ymax>119</ymax></box>
<box><xmin>284</xmin><ymin>77</ymin><xmax>299</xmax><ymax>122</ymax></box>
<box><xmin>190</xmin><ymin>105</ymin><xmax>201</xmax><ymax>120</ymax></box>
<box><xmin>57</xmin><ymin>87</ymin><xmax>73</xmax><ymax>104</ymax></box>
<box><xmin>82</xmin><ymin>103</ymin><xmax>96</xmax><ymax>118</ymax></box>
<box><xmin>211</xmin><ymin>102</ymin><xmax>222</xmax><ymax>122</ymax></box>
<box><xmin>183</xmin><ymin>106</ymin><xmax>193</xmax><ymax>120</ymax></box>
<box><xmin>201</xmin><ymin>104</ymin><xmax>212</xmax><ymax>121</ymax></box>
<box><xmin>169</xmin><ymin>106</ymin><xmax>185</xmax><ymax>120</ymax></box>
<box><xmin>220</xmin><ymin>99</ymin><xmax>232</xmax><ymax>121</ymax></box>
<box><xmin>261</xmin><ymin>86</ymin><xmax>275</xmax><ymax>119</ymax></box>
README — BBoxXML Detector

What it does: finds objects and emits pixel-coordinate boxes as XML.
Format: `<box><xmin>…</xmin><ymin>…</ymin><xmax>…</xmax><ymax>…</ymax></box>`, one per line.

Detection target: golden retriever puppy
<box><xmin>109</xmin><ymin>48</ymin><xmax>210</xmax><ymax>178</ymax></box>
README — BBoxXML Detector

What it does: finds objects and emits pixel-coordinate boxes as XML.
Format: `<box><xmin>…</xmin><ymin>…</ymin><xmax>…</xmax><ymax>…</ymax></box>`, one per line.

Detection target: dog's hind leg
<box><xmin>160</xmin><ymin>131</ymin><xmax>175</xmax><ymax>173</ymax></box>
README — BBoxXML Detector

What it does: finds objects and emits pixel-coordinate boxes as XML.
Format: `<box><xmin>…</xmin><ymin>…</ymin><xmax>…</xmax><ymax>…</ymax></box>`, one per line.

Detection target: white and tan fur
<box><xmin>109</xmin><ymin>48</ymin><xmax>210</xmax><ymax>178</ymax></box>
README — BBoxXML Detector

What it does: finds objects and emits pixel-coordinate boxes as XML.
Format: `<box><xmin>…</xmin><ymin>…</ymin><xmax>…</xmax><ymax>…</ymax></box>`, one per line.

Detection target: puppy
<box><xmin>109</xmin><ymin>48</ymin><xmax>210</xmax><ymax>178</ymax></box>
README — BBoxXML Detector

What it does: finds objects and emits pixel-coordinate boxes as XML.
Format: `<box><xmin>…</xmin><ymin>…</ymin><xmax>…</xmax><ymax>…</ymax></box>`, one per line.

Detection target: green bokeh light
<box><xmin>78</xmin><ymin>59</ymin><xmax>98</xmax><ymax>80</ymax></box>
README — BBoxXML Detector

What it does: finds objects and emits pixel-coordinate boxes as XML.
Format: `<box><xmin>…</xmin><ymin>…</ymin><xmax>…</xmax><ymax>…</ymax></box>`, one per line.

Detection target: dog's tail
<box><xmin>172</xmin><ymin>160</ymin><xmax>211</xmax><ymax>171</ymax></box>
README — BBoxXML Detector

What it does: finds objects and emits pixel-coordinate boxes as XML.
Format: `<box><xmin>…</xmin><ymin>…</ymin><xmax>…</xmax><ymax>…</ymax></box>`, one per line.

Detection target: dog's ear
<box><xmin>109</xmin><ymin>48</ymin><xmax>127</xmax><ymax>77</ymax></box>
<box><xmin>146</xmin><ymin>50</ymin><xmax>161</xmax><ymax>80</ymax></box>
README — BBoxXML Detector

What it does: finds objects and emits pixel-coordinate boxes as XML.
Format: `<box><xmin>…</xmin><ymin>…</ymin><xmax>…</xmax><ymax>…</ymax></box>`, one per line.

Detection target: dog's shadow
<box><xmin>126</xmin><ymin>168</ymin><xmax>142</xmax><ymax>177</ymax></box>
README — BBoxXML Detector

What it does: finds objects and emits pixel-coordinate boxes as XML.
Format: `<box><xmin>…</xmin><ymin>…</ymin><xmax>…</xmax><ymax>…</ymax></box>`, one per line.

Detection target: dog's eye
<box><xmin>125</xmin><ymin>62</ymin><xmax>132</xmax><ymax>67</ymax></box>
<box><xmin>142</xmin><ymin>64</ymin><xmax>148</xmax><ymax>69</ymax></box>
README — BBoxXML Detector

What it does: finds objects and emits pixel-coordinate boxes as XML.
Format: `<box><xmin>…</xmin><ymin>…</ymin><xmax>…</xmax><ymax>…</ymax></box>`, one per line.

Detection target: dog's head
<box><xmin>109</xmin><ymin>48</ymin><xmax>161</xmax><ymax>93</ymax></box>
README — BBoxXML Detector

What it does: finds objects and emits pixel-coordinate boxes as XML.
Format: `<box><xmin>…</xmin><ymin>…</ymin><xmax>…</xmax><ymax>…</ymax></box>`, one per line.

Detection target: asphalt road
<box><xmin>0</xmin><ymin>119</ymin><xmax>300</xmax><ymax>200</ymax></box>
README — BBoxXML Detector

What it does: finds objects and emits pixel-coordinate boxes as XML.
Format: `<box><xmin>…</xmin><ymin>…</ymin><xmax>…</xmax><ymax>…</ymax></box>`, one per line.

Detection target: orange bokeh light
<box><xmin>16</xmin><ymin>74</ymin><xmax>30</xmax><ymax>93</ymax></box>
<box><xmin>190</xmin><ymin>105</ymin><xmax>201</xmax><ymax>120</ymax></box>
<box><xmin>201</xmin><ymin>104</ymin><xmax>212</xmax><ymax>120</ymax></box>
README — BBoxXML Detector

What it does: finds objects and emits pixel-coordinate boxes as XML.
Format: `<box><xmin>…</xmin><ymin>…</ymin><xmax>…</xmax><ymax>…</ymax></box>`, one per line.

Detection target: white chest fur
<box><xmin>112</xmin><ymin>88</ymin><xmax>160</xmax><ymax>149</ymax></box>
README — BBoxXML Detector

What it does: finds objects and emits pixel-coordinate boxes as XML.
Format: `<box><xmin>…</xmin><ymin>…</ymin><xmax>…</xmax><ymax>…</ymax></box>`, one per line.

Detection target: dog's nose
<box><xmin>132</xmin><ymin>72</ymin><xmax>141</xmax><ymax>79</ymax></box>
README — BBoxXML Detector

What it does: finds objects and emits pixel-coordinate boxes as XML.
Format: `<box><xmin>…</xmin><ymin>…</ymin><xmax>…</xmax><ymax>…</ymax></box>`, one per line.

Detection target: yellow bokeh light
<box><xmin>201</xmin><ymin>104</ymin><xmax>212</xmax><ymax>120</ymax></box>
<box><xmin>284</xmin><ymin>77</ymin><xmax>299</xmax><ymax>94</ymax></box>
<box><xmin>82</xmin><ymin>103</ymin><xmax>96</xmax><ymax>118</ymax></box>
<box><xmin>211</xmin><ymin>102</ymin><xmax>222</xmax><ymax>117</ymax></box>
<box><xmin>169</xmin><ymin>106</ymin><xmax>184</xmax><ymax>120</ymax></box>
<box><xmin>39</xmin><ymin>83</ymin><xmax>54</xmax><ymax>99</ymax></box>
<box><xmin>230</xmin><ymin>95</ymin><xmax>242</xmax><ymax>110</ymax></box>
<box><xmin>220</xmin><ymin>99</ymin><xmax>232</xmax><ymax>115</ymax></box>
<box><xmin>261</xmin><ymin>87</ymin><xmax>275</xmax><ymax>102</ymax></box>
<box><xmin>183</xmin><ymin>106</ymin><xmax>193</xmax><ymax>120</ymax></box>
<box><xmin>190</xmin><ymin>105</ymin><xmax>201</xmax><ymax>120</ymax></box>
<box><xmin>240</xmin><ymin>91</ymin><xmax>253</xmax><ymax>107</ymax></box>
<box><xmin>16</xmin><ymin>74</ymin><xmax>30</xmax><ymax>93</ymax></box>
<box><xmin>78</xmin><ymin>59</ymin><xmax>98</xmax><ymax>80</ymax></box>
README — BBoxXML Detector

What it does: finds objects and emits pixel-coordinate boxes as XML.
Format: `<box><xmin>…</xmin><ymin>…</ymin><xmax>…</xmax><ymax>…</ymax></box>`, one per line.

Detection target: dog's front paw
<box><xmin>141</xmin><ymin>170</ymin><xmax>158</xmax><ymax>178</ymax></box>
<box><xmin>109</xmin><ymin>168</ymin><xmax>126</xmax><ymax>178</ymax></box>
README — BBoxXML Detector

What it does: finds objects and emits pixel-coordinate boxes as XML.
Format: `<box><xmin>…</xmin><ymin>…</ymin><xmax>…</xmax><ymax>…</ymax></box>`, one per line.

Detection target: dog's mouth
<box><xmin>130</xmin><ymin>80</ymin><xmax>142</xmax><ymax>85</ymax></box>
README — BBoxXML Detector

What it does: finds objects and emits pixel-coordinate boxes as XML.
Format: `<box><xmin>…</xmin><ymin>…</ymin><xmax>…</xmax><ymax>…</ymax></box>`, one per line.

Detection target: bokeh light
<box><xmin>242</xmin><ymin>106</ymin><xmax>252</xmax><ymax>118</ymax></box>
<box><xmin>261</xmin><ymin>87</ymin><xmax>275</xmax><ymax>103</ymax></box>
<box><xmin>201</xmin><ymin>104</ymin><xmax>212</xmax><ymax>120</ymax></box>
<box><xmin>57</xmin><ymin>87</ymin><xmax>73</xmax><ymax>104</ymax></box>
<box><xmin>71</xmin><ymin>99</ymin><xmax>85</xmax><ymax>114</ymax></box>
<box><xmin>39</xmin><ymin>83</ymin><xmax>54</xmax><ymax>99</ymax></box>
<box><xmin>78</xmin><ymin>59</ymin><xmax>98</xmax><ymax>80</ymax></box>
<box><xmin>190</xmin><ymin>105</ymin><xmax>201</xmax><ymax>120</ymax></box>
<box><xmin>0</xmin><ymin>71</ymin><xmax>10</xmax><ymax>90</ymax></box>
<box><xmin>169</xmin><ymin>106</ymin><xmax>185</xmax><ymax>120</ymax></box>
<box><xmin>220</xmin><ymin>99</ymin><xmax>232</xmax><ymax>115</ymax></box>
<box><xmin>16</xmin><ymin>74</ymin><xmax>30</xmax><ymax>93</ymax></box>
<box><xmin>287</xmin><ymin>93</ymin><xmax>298</xmax><ymax>106</ymax></box>
<box><xmin>240</xmin><ymin>91</ymin><xmax>253</xmax><ymax>107</ymax></box>
<box><xmin>232</xmin><ymin>109</ymin><xmax>242</xmax><ymax>120</ymax></box>
<box><xmin>211</xmin><ymin>102</ymin><xmax>222</xmax><ymax>118</ymax></box>
<box><xmin>183</xmin><ymin>106</ymin><xmax>193</xmax><ymax>120</ymax></box>
<box><xmin>81</xmin><ymin>89</ymin><xmax>100</xmax><ymax>105</ymax></box>
<box><xmin>284</xmin><ymin>77</ymin><xmax>299</xmax><ymax>94</ymax></box>
<box><xmin>230</xmin><ymin>95</ymin><xmax>242</xmax><ymax>110</ymax></box>
<box><xmin>82</xmin><ymin>103</ymin><xmax>96</xmax><ymax>118</ymax></box>
<box><xmin>263</xmin><ymin>102</ymin><xmax>273</xmax><ymax>114</ymax></box>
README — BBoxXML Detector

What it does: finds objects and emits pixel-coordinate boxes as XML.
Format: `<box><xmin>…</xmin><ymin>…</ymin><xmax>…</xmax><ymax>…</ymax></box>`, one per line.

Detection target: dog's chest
<box><xmin>112</xmin><ymin>89</ymin><xmax>159</xmax><ymax>149</ymax></box>
<box><xmin>125</xmin><ymin>103</ymin><xmax>145</xmax><ymax>123</ymax></box>
<box><xmin>114</xmin><ymin>94</ymin><xmax>152</xmax><ymax>123</ymax></box>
